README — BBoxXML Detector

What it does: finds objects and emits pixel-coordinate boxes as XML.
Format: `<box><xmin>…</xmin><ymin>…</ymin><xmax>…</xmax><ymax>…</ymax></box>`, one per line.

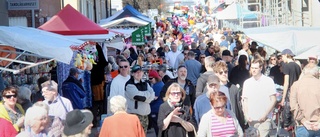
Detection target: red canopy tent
<box><xmin>38</xmin><ymin>4</ymin><xmax>108</xmax><ymax>35</ymax></box>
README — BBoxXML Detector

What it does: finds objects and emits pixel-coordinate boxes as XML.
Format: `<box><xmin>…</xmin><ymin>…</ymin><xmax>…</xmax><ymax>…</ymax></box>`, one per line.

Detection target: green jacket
<box><xmin>0</xmin><ymin>101</ymin><xmax>25</xmax><ymax>131</ymax></box>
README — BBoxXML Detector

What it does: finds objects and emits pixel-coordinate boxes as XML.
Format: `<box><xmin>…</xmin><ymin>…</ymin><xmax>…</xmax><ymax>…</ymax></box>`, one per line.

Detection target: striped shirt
<box><xmin>211</xmin><ymin>113</ymin><xmax>236</xmax><ymax>137</ymax></box>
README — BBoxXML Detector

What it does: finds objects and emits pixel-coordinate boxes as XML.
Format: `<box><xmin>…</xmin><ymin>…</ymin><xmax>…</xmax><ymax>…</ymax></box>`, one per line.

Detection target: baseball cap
<box><xmin>222</xmin><ymin>50</ymin><xmax>233</xmax><ymax>57</ymax></box>
<box><xmin>308</xmin><ymin>55</ymin><xmax>318</xmax><ymax>60</ymax></box>
<box><xmin>148</xmin><ymin>70</ymin><xmax>160</xmax><ymax>79</ymax></box>
<box><xmin>281</xmin><ymin>49</ymin><xmax>295</xmax><ymax>56</ymax></box>
<box><xmin>207</xmin><ymin>74</ymin><xmax>219</xmax><ymax>85</ymax></box>
<box><xmin>131</xmin><ymin>65</ymin><xmax>142</xmax><ymax>73</ymax></box>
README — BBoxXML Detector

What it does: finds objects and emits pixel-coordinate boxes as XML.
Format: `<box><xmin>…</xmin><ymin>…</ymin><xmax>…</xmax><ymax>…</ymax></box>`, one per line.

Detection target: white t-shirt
<box><xmin>109</xmin><ymin>75</ymin><xmax>131</xmax><ymax>99</ymax></box>
<box><xmin>242</xmin><ymin>75</ymin><xmax>276</xmax><ymax>120</ymax></box>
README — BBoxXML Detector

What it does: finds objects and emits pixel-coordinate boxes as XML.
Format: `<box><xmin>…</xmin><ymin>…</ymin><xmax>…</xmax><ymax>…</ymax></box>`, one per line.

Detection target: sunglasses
<box><xmin>153</xmin><ymin>55</ymin><xmax>157</xmax><ymax>57</ymax></box>
<box><xmin>149</xmin><ymin>77</ymin><xmax>154</xmax><ymax>80</ymax></box>
<box><xmin>4</xmin><ymin>94</ymin><xmax>17</xmax><ymax>99</ymax></box>
<box><xmin>219</xmin><ymin>70</ymin><xmax>228</xmax><ymax>75</ymax></box>
<box><xmin>119</xmin><ymin>65</ymin><xmax>128</xmax><ymax>69</ymax></box>
<box><xmin>170</xmin><ymin>92</ymin><xmax>182</xmax><ymax>96</ymax></box>
<box><xmin>200</xmin><ymin>56</ymin><xmax>205</xmax><ymax>59</ymax></box>
<box><xmin>213</xmin><ymin>105</ymin><xmax>226</xmax><ymax>110</ymax></box>
<box><xmin>270</xmin><ymin>58</ymin><xmax>276</xmax><ymax>60</ymax></box>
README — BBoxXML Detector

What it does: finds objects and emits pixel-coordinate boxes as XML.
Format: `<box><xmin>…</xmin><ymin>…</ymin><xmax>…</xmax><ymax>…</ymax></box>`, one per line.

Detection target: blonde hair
<box><xmin>163</xmin><ymin>83</ymin><xmax>186</xmax><ymax>101</ymax></box>
<box><xmin>213</xmin><ymin>61</ymin><xmax>228</xmax><ymax>73</ymax></box>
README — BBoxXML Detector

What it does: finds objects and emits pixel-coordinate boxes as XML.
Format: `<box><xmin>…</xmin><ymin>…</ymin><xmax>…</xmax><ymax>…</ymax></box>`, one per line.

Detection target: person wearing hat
<box><xmin>125</xmin><ymin>65</ymin><xmax>155</xmax><ymax>134</ymax></box>
<box><xmin>279</xmin><ymin>49</ymin><xmax>301</xmax><ymax>130</ymax></box>
<box><xmin>62</xmin><ymin>68</ymin><xmax>87</xmax><ymax>109</ymax></box>
<box><xmin>148</xmin><ymin>70</ymin><xmax>164</xmax><ymax>136</ymax></box>
<box><xmin>222</xmin><ymin>49</ymin><xmax>235</xmax><ymax>77</ymax></box>
<box><xmin>194</xmin><ymin>74</ymin><xmax>221</xmax><ymax>125</ymax></box>
<box><xmin>63</xmin><ymin>109</ymin><xmax>93</xmax><ymax>137</ymax></box>
<box><xmin>308</xmin><ymin>55</ymin><xmax>319</xmax><ymax>65</ymax></box>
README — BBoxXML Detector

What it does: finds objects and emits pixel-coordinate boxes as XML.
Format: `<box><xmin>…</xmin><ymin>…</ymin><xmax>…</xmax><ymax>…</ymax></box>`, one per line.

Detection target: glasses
<box><xmin>213</xmin><ymin>105</ymin><xmax>226</xmax><ymax>110</ymax></box>
<box><xmin>119</xmin><ymin>65</ymin><xmax>128</xmax><ymax>69</ymax></box>
<box><xmin>149</xmin><ymin>77</ymin><xmax>154</xmax><ymax>80</ymax></box>
<box><xmin>170</xmin><ymin>92</ymin><xmax>182</xmax><ymax>96</ymax></box>
<box><xmin>270</xmin><ymin>58</ymin><xmax>276</xmax><ymax>60</ymax></box>
<box><xmin>200</xmin><ymin>56</ymin><xmax>205</xmax><ymax>59</ymax></box>
<box><xmin>219</xmin><ymin>70</ymin><xmax>228</xmax><ymax>75</ymax></box>
<box><xmin>184</xmin><ymin>53</ymin><xmax>188</xmax><ymax>55</ymax></box>
<box><xmin>4</xmin><ymin>94</ymin><xmax>17</xmax><ymax>99</ymax></box>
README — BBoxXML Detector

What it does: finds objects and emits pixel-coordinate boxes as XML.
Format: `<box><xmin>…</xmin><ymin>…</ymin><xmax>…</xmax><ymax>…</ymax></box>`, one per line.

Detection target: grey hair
<box><xmin>204</xmin><ymin>56</ymin><xmax>215</xmax><ymax>68</ymax></box>
<box><xmin>110</xmin><ymin>95</ymin><xmax>127</xmax><ymax>113</ymax></box>
<box><xmin>18</xmin><ymin>86</ymin><xmax>31</xmax><ymax>100</ymax></box>
<box><xmin>24</xmin><ymin>105</ymin><xmax>48</xmax><ymax>127</ymax></box>
<box><xmin>33</xmin><ymin>101</ymin><xmax>49</xmax><ymax>112</ymax></box>
<box><xmin>41</xmin><ymin>80</ymin><xmax>58</xmax><ymax>92</ymax></box>
<box><xmin>303</xmin><ymin>63</ymin><xmax>319</xmax><ymax>76</ymax></box>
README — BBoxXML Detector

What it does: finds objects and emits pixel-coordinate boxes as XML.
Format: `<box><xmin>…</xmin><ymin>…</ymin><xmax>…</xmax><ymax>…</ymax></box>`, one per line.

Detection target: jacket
<box><xmin>62</xmin><ymin>81</ymin><xmax>87</xmax><ymax>109</ymax></box>
<box><xmin>125</xmin><ymin>77</ymin><xmax>155</xmax><ymax>115</ymax></box>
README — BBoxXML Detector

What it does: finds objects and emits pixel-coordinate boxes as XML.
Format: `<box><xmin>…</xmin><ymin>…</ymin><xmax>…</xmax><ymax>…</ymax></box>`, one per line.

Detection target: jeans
<box><xmin>295</xmin><ymin>126</ymin><xmax>320</xmax><ymax>137</ymax></box>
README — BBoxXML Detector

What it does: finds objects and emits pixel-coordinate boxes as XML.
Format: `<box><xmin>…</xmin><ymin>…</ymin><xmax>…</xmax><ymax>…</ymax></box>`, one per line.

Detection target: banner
<box><xmin>131</xmin><ymin>27</ymin><xmax>145</xmax><ymax>45</ymax></box>
<box><xmin>140</xmin><ymin>23</ymin><xmax>151</xmax><ymax>36</ymax></box>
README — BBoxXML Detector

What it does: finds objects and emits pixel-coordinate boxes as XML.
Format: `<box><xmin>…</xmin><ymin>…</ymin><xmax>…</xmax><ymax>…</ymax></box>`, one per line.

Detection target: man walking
<box><xmin>242</xmin><ymin>58</ymin><xmax>277</xmax><ymax>137</ymax></box>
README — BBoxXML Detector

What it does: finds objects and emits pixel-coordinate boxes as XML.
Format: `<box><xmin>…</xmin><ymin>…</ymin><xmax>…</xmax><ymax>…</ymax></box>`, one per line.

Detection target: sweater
<box><xmin>197</xmin><ymin>109</ymin><xmax>244</xmax><ymax>137</ymax></box>
<box><xmin>125</xmin><ymin>77</ymin><xmax>155</xmax><ymax>115</ymax></box>
<box><xmin>99</xmin><ymin>113</ymin><xmax>145</xmax><ymax>137</ymax></box>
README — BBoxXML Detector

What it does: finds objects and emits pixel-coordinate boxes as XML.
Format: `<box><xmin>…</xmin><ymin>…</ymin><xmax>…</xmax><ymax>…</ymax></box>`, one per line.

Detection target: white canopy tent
<box><xmin>0</xmin><ymin>26</ymin><xmax>84</xmax><ymax>74</ymax></box>
<box><xmin>241</xmin><ymin>25</ymin><xmax>320</xmax><ymax>59</ymax></box>
<box><xmin>100</xmin><ymin>17</ymin><xmax>149</xmax><ymax>28</ymax></box>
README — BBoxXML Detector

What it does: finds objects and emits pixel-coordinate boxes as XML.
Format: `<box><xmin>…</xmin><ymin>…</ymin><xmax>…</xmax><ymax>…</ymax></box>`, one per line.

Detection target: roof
<box><xmin>99</xmin><ymin>4</ymin><xmax>155</xmax><ymax>26</ymax></box>
<box><xmin>38</xmin><ymin>4</ymin><xmax>108</xmax><ymax>35</ymax></box>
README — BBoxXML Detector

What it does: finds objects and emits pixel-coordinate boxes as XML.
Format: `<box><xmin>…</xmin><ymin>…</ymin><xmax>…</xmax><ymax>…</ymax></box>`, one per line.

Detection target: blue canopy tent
<box><xmin>99</xmin><ymin>4</ymin><xmax>155</xmax><ymax>28</ymax></box>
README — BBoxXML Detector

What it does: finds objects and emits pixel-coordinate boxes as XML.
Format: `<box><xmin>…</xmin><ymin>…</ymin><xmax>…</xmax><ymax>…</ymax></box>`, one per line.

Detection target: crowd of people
<box><xmin>0</xmin><ymin>16</ymin><xmax>320</xmax><ymax>137</ymax></box>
